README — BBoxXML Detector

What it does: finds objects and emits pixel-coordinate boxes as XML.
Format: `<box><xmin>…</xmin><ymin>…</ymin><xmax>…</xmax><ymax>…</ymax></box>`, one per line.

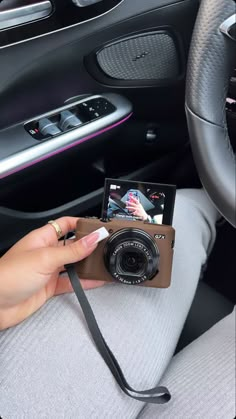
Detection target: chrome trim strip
<box><xmin>0</xmin><ymin>94</ymin><xmax>132</xmax><ymax>179</ymax></box>
<box><xmin>0</xmin><ymin>1</ymin><xmax>52</xmax><ymax>30</ymax></box>
<box><xmin>220</xmin><ymin>14</ymin><xmax>236</xmax><ymax>41</ymax></box>
<box><xmin>72</xmin><ymin>0</ymin><xmax>103</xmax><ymax>7</ymax></box>
<box><xmin>0</xmin><ymin>0</ymin><xmax>124</xmax><ymax>49</ymax></box>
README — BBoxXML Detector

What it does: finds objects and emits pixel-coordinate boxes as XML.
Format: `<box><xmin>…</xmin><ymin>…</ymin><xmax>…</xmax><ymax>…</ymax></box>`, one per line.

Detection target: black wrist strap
<box><xmin>65</xmin><ymin>263</ymin><xmax>171</xmax><ymax>404</ymax></box>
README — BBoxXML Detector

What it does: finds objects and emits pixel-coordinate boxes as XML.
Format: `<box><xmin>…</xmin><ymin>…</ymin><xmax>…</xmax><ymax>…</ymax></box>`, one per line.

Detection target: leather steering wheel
<box><xmin>185</xmin><ymin>0</ymin><xmax>236</xmax><ymax>227</ymax></box>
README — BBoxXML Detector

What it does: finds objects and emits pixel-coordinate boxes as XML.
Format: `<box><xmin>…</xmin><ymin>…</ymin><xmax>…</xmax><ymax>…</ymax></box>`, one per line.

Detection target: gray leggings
<box><xmin>0</xmin><ymin>189</ymin><xmax>218</xmax><ymax>418</ymax></box>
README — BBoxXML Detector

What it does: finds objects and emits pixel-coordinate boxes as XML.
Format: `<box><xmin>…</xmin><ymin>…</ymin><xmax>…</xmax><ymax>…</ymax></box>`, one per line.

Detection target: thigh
<box><xmin>0</xmin><ymin>189</ymin><xmax>218</xmax><ymax>419</ymax></box>
<box><xmin>139</xmin><ymin>308</ymin><xmax>236</xmax><ymax>419</ymax></box>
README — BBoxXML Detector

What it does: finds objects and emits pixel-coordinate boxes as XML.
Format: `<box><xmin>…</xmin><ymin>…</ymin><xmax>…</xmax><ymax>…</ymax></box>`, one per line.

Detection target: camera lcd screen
<box><xmin>102</xmin><ymin>179</ymin><xmax>176</xmax><ymax>226</ymax></box>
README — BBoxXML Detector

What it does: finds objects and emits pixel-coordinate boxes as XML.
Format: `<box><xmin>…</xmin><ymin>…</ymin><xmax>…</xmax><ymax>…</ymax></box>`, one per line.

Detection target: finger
<box><xmin>54</xmin><ymin>275</ymin><xmax>73</xmax><ymax>295</ymax></box>
<box><xmin>126</xmin><ymin>203</ymin><xmax>137</xmax><ymax>209</ymax></box>
<box><xmin>132</xmin><ymin>197</ymin><xmax>139</xmax><ymax>204</ymax></box>
<box><xmin>58</xmin><ymin>238</ymin><xmax>75</xmax><ymax>247</ymax></box>
<box><xmin>12</xmin><ymin>218</ymin><xmax>79</xmax><ymax>252</ymax></box>
<box><xmin>54</xmin><ymin>276</ymin><xmax>106</xmax><ymax>295</ymax></box>
<box><xmin>126</xmin><ymin>206</ymin><xmax>136</xmax><ymax>211</ymax></box>
<box><xmin>43</xmin><ymin>217</ymin><xmax>79</xmax><ymax>245</ymax></box>
<box><xmin>47</xmin><ymin>227</ymin><xmax>109</xmax><ymax>270</ymax></box>
<box><xmin>129</xmin><ymin>197</ymin><xmax>139</xmax><ymax>204</ymax></box>
<box><xmin>80</xmin><ymin>279</ymin><xmax>106</xmax><ymax>290</ymax></box>
<box><xmin>126</xmin><ymin>205</ymin><xmax>137</xmax><ymax>209</ymax></box>
<box><xmin>57</xmin><ymin>238</ymin><xmax>85</xmax><ymax>272</ymax></box>
<box><xmin>126</xmin><ymin>201</ymin><xmax>138</xmax><ymax>206</ymax></box>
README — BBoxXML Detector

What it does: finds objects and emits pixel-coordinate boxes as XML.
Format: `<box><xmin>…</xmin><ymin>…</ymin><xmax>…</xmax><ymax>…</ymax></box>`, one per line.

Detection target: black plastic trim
<box><xmin>0</xmin><ymin>0</ymin><xmax>123</xmax><ymax>48</ymax></box>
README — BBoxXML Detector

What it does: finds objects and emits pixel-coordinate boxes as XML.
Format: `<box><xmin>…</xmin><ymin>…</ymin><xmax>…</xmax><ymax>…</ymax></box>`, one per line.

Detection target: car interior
<box><xmin>0</xmin><ymin>0</ymin><xmax>235</xmax><ymax>411</ymax></box>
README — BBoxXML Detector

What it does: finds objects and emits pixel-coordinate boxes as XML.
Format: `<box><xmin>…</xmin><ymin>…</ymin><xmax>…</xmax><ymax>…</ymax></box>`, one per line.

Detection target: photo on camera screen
<box><xmin>102</xmin><ymin>179</ymin><xmax>176</xmax><ymax>226</ymax></box>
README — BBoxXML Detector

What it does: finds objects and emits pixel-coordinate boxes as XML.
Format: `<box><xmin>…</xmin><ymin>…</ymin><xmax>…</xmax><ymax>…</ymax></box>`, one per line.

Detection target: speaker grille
<box><xmin>97</xmin><ymin>32</ymin><xmax>179</xmax><ymax>81</ymax></box>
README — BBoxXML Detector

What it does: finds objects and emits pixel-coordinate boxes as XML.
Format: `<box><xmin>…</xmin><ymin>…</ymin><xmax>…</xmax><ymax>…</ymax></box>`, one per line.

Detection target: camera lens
<box><xmin>118</xmin><ymin>251</ymin><xmax>146</xmax><ymax>276</ymax></box>
<box><xmin>104</xmin><ymin>228</ymin><xmax>160</xmax><ymax>285</ymax></box>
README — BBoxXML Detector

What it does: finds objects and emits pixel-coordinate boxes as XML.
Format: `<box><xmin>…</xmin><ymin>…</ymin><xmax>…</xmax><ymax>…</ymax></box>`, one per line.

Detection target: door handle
<box><xmin>0</xmin><ymin>1</ymin><xmax>52</xmax><ymax>30</ymax></box>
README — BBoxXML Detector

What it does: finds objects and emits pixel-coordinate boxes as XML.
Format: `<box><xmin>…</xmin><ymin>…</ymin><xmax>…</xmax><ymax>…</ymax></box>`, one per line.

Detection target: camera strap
<box><xmin>65</xmin><ymin>262</ymin><xmax>171</xmax><ymax>404</ymax></box>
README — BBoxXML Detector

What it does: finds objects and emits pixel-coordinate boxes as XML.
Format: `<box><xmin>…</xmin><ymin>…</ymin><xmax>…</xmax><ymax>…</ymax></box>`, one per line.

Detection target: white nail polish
<box><xmin>94</xmin><ymin>227</ymin><xmax>109</xmax><ymax>243</ymax></box>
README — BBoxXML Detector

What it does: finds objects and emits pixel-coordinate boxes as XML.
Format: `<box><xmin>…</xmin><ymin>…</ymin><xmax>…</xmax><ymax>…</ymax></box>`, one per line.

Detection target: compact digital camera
<box><xmin>75</xmin><ymin>217</ymin><xmax>175</xmax><ymax>288</ymax></box>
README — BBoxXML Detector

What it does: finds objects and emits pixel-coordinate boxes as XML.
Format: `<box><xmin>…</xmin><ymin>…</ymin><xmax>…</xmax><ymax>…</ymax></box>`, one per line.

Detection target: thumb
<box><xmin>48</xmin><ymin>227</ymin><xmax>109</xmax><ymax>270</ymax></box>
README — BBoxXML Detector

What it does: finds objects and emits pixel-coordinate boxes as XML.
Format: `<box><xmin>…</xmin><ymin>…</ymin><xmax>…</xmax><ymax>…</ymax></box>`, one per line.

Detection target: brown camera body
<box><xmin>75</xmin><ymin>218</ymin><xmax>175</xmax><ymax>288</ymax></box>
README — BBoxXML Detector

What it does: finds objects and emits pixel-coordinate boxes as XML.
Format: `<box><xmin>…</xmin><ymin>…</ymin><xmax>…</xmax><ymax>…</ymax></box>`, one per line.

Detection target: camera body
<box><xmin>75</xmin><ymin>218</ymin><xmax>175</xmax><ymax>288</ymax></box>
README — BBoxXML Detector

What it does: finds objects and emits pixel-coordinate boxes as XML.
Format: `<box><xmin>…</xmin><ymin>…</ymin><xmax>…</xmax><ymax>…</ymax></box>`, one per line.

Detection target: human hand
<box><xmin>126</xmin><ymin>197</ymin><xmax>149</xmax><ymax>221</ymax></box>
<box><xmin>0</xmin><ymin>217</ymin><xmax>107</xmax><ymax>330</ymax></box>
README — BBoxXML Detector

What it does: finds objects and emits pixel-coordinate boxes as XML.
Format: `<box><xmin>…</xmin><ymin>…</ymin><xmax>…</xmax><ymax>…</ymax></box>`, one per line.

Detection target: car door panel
<box><xmin>0</xmin><ymin>0</ymin><xmax>199</xmax><ymax>251</ymax></box>
<box><xmin>0</xmin><ymin>0</ymin><xmax>199</xmax><ymax>127</ymax></box>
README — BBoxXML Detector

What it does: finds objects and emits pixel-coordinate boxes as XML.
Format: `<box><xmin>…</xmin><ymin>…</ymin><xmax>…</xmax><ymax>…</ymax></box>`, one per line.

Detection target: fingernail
<box><xmin>83</xmin><ymin>227</ymin><xmax>109</xmax><ymax>248</ymax></box>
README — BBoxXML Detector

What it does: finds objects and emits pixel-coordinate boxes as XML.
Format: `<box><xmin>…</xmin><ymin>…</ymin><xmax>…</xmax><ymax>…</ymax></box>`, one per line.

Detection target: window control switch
<box><xmin>25</xmin><ymin>95</ymin><xmax>117</xmax><ymax>140</ymax></box>
<box><xmin>38</xmin><ymin>118</ymin><xmax>61</xmax><ymax>137</ymax></box>
<box><xmin>77</xmin><ymin>98</ymin><xmax>116</xmax><ymax>121</ymax></box>
<box><xmin>59</xmin><ymin>110</ymin><xmax>82</xmax><ymax>131</ymax></box>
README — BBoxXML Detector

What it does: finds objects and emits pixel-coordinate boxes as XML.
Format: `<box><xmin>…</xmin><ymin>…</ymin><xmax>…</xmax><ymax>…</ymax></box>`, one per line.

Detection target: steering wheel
<box><xmin>186</xmin><ymin>0</ymin><xmax>236</xmax><ymax>227</ymax></box>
